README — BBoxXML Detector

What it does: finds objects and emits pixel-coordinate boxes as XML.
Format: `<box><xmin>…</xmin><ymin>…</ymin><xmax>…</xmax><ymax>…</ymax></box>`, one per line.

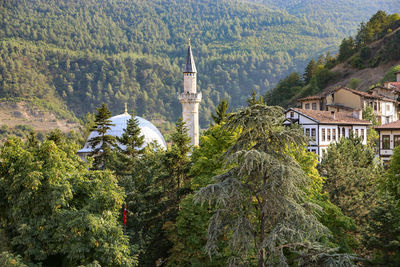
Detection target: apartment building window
<box><xmin>322</xmin><ymin>128</ymin><xmax>325</xmax><ymax>141</ymax></box>
<box><xmin>311</xmin><ymin>128</ymin><xmax>316</xmax><ymax>141</ymax></box>
<box><xmin>327</xmin><ymin>129</ymin><xmax>331</xmax><ymax>141</ymax></box>
<box><xmin>394</xmin><ymin>135</ymin><xmax>400</xmax><ymax>147</ymax></box>
<box><xmin>305</xmin><ymin>128</ymin><xmax>310</xmax><ymax>137</ymax></box>
<box><xmin>361</xmin><ymin>129</ymin><xmax>365</xmax><ymax>141</ymax></box>
<box><xmin>305</xmin><ymin>103</ymin><xmax>310</xmax><ymax>109</ymax></box>
<box><xmin>382</xmin><ymin>135</ymin><xmax>390</xmax><ymax>149</ymax></box>
<box><xmin>312</xmin><ymin>103</ymin><xmax>317</xmax><ymax>110</ymax></box>
<box><xmin>332</xmin><ymin>129</ymin><xmax>336</xmax><ymax>141</ymax></box>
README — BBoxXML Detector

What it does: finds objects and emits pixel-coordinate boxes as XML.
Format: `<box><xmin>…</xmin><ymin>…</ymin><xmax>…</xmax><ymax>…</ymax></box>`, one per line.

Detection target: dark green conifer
<box><xmin>211</xmin><ymin>99</ymin><xmax>229</xmax><ymax>124</ymax></box>
<box><xmin>89</xmin><ymin>103</ymin><xmax>116</xmax><ymax>169</ymax></box>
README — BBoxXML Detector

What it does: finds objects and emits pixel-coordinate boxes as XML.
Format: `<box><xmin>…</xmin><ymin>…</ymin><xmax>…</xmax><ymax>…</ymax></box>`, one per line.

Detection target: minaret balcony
<box><xmin>178</xmin><ymin>92</ymin><xmax>202</xmax><ymax>102</ymax></box>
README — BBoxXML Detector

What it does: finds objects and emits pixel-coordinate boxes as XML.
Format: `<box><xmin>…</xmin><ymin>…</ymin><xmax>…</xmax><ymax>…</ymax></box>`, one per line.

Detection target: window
<box><xmin>361</xmin><ymin>129</ymin><xmax>364</xmax><ymax>141</ymax></box>
<box><xmin>387</xmin><ymin>104</ymin><xmax>391</xmax><ymax>111</ymax></box>
<box><xmin>312</xmin><ymin>103</ymin><xmax>317</xmax><ymax>110</ymax></box>
<box><xmin>332</xmin><ymin>129</ymin><xmax>336</xmax><ymax>141</ymax></box>
<box><xmin>305</xmin><ymin>128</ymin><xmax>310</xmax><ymax>137</ymax></box>
<box><xmin>305</xmin><ymin>103</ymin><xmax>310</xmax><ymax>109</ymax></box>
<box><xmin>355</xmin><ymin>129</ymin><xmax>359</xmax><ymax>137</ymax></box>
<box><xmin>327</xmin><ymin>129</ymin><xmax>331</xmax><ymax>141</ymax></box>
<box><xmin>311</xmin><ymin>129</ymin><xmax>316</xmax><ymax>141</ymax></box>
<box><xmin>322</xmin><ymin>128</ymin><xmax>325</xmax><ymax>142</ymax></box>
<box><xmin>290</xmin><ymin>111</ymin><xmax>294</xmax><ymax>118</ymax></box>
<box><xmin>342</xmin><ymin>127</ymin><xmax>345</xmax><ymax>138</ymax></box>
<box><xmin>374</xmin><ymin>102</ymin><xmax>377</xmax><ymax>111</ymax></box>
<box><xmin>382</xmin><ymin>135</ymin><xmax>390</xmax><ymax>149</ymax></box>
<box><xmin>394</xmin><ymin>135</ymin><xmax>400</xmax><ymax>147</ymax></box>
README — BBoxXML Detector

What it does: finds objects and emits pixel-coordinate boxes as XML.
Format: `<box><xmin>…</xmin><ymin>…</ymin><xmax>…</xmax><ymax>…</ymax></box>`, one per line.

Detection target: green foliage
<box><xmin>0</xmin><ymin>252</ymin><xmax>27</xmax><ymax>267</ymax></box>
<box><xmin>89</xmin><ymin>103</ymin><xmax>117</xmax><ymax>170</ymax></box>
<box><xmin>319</xmin><ymin>136</ymin><xmax>381</xmax><ymax>233</ymax></box>
<box><xmin>365</xmin><ymin>146</ymin><xmax>400</xmax><ymax>265</ymax></box>
<box><xmin>338</xmin><ymin>37</ymin><xmax>356</xmax><ymax>62</ymax></box>
<box><xmin>266</xmin><ymin>72</ymin><xmax>304</xmax><ymax>107</ymax></box>
<box><xmin>362</xmin><ymin>105</ymin><xmax>379</xmax><ymax>148</ymax></box>
<box><xmin>166</xmin><ymin>123</ymin><xmax>236</xmax><ymax>266</ymax></box>
<box><xmin>195</xmin><ymin>104</ymin><xmax>353</xmax><ymax>266</ymax></box>
<box><xmin>117</xmin><ymin>147</ymin><xmax>168</xmax><ymax>266</ymax></box>
<box><xmin>114</xmin><ymin>112</ymin><xmax>145</xmax><ymax>174</ymax></box>
<box><xmin>380</xmin><ymin>64</ymin><xmax>400</xmax><ymax>83</ymax></box>
<box><xmin>291</xmin><ymin>149</ymin><xmax>358</xmax><ymax>253</ymax></box>
<box><xmin>0</xmin><ymin>138</ymin><xmax>135</xmax><ymax>266</ymax></box>
<box><xmin>348</xmin><ymin>78</ymin><xmax>361</xmax><ymax>89</ymax></box>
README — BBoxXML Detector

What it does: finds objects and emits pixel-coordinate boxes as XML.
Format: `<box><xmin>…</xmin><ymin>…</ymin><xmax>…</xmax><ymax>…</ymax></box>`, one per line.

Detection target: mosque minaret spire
<box><xmin>178</xmin><ymin>39</ymin><xmax>202</xmax><ymax>146</ymax></box>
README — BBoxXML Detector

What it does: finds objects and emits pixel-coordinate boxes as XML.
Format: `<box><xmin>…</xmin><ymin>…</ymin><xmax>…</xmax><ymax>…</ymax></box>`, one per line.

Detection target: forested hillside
<box><xmin>267</xmin><ymin>10</ymin><xmax>400</xmax><ymax>107</ymax></box>
<box><xmin>1</xmin><ymin>0</ymin><xmax>399</xmax><ymax>127</ymax></box>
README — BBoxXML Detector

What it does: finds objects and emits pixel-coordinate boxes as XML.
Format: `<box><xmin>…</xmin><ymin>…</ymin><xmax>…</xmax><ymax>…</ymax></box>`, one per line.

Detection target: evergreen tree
<box><xmin>319</xmin><ymin>136</ymin><xmax>380</xmax><ymax>229</ymax></box>
<box><xmin>365</xmin><ymin>146</ymin><xmax>400</xmax><ymax>265</ymax></box>
<box><xmin>338</xmin><ymin>37</ymin><xmax>356</xmax><ymax>62</ymax></box>
<box><xmin>304</xmin><ymin>59</ymin><xmax>316</xmax><ymax>84</ymax></box>
<box><xmin>211</xmin><ymin>99</ymin><xmax>229</xmax><ymax>124</ymax></box>
<box><xmin>195</xmin><ymin>104</ymin><xmax>353</xmax><ymax>266</ymax></box>
<box><xmin>116</xmin><ymin>111</ymin><xmax>145</xmax><ymax>174</ymax></box>
<box><xmin>89</xmin><ymin>103</ymin><xmax>116</xmax><ymax>170</ymax></box>
<box><xmin>166</xmin><ymin>123</ymin><xmax>237</xmax><ymax>266</ymax></box>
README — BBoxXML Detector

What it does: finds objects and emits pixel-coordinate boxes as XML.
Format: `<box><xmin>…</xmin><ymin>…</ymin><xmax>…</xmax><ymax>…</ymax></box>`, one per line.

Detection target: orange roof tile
<box><xmin>292</xmin><ymin>108</ymin><xmax>371</xmax><ymax>125</ymax></box>
<box><xmin>375</xmin><ymin>120</ymin><xmax>400</xmax><ymax>130</ymax></box>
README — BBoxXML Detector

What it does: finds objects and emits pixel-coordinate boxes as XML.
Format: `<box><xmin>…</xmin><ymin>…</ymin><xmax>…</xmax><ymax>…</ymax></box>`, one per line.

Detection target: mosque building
<box><xmin>78</xmin><ymin>41</ymin><xmax>200</xmax><ymax>156</ymax></box>
<box><xmin>77</xmin><ymin>105</ymin><xmax>167</xmax><ymax>158</ymax></box>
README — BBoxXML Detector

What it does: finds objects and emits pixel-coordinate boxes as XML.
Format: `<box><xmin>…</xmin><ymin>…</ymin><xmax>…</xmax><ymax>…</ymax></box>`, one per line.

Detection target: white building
<box><xmin>375</xmin><ymin>120</ymin><xmax>400</xmax><ymax>163</ymax></box>
<box><xmin>285</xmin><ymin>108</ymin><xmax>371</xmax><ymax>157</ymax></box>
<box><xmin>178</xmin><ymin>40</ymin><xmax>202</xmax><ymax>146</ymax></box>
<box><xmin>77</xmin><ymin>108</ymin><xmax>167</xmax><ymax>159</ymax></box>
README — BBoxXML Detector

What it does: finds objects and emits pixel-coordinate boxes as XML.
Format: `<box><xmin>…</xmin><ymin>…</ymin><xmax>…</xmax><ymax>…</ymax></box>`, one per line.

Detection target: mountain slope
<box><xmin>1</xmin><ymin>0</ymin><xmax>399</xmax><ymax>127</ymax></box>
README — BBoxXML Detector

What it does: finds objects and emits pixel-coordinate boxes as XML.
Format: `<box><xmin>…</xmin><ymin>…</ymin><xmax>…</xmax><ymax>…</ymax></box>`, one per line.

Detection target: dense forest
<box><xmin>2</xmin><ymin>0</ymin><xmax>400</xmax><ymax>128</ymax></box>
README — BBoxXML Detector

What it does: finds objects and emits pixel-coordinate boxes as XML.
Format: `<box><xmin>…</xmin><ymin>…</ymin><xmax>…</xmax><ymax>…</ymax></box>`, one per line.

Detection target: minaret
<box><xmin>179</xmin><ymin>39</ymin><xmax>202</xmax><ymax>146</ymax></box>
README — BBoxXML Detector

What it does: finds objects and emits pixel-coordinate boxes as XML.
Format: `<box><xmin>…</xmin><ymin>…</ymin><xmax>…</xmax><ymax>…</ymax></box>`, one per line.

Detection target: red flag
<box><xmin>123</xmin><ymin>203</ymin><xmax>127</xmax><ymax>226</ymax></box>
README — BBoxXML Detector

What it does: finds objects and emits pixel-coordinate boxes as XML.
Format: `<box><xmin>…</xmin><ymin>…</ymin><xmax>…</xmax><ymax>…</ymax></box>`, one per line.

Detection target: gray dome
<box><xmin>78</xmin><ymin>113</ymin><xmax>167</xmax><ymax>154</ymax></box>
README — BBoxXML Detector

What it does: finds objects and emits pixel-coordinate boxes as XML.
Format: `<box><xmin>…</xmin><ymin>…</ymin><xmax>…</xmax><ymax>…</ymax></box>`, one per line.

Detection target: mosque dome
<box><xmin>77</xmin><ymin>113</ymin><xmax>167</xmax><ymax>154</ymax></box>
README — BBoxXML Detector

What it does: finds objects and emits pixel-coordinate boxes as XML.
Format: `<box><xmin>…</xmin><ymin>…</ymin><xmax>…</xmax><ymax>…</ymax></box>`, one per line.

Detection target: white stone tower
<box><xmin>178</xmin><ymin>40</ymin><xmax>202</xmax><ymax>146</ymax></box>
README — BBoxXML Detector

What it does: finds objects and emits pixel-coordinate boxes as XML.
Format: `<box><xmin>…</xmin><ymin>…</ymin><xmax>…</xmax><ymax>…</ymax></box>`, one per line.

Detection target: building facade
<box><xmin>375</xmin><ymin>120</ymin><xmax>400</xmax><ymax>162</ymax></box>
<box><xmin>298</xmin><ymin>87</ymin><xmax>398</xmax><ymax>125</ymax></box>
<box><xmin>285</xmin><ymin>108</ymin><xmax>371</xmax><ymax>158</ymax></box>
<box><xmin>178</xmin><ymin>41</ymin><xmax>202</xmax><ymax>146</ymax></box>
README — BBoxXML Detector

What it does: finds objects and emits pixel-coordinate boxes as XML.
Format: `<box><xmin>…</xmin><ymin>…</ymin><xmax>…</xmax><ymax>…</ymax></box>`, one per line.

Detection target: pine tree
<box><xmin>89</xmin><ymin>103</ymin><xmax>116</xmax><ymax>169</ymax></box>
<box><xmin>211</xmin><ymin>99</ymin><xmax>229</xmax><ymax>124</ymax></box>
<box><xmin>116</xmin><ymin>112</ymin><xmax>145</xmax><ymax>174</ymax></box>
<box><xmin>304</xmin><ymin>59</ymin><xmax>316</xmax><ymax>84</ymax></box>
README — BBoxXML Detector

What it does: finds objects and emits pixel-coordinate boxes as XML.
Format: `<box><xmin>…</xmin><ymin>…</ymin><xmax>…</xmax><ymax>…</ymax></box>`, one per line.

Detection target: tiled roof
<box><xmin>297</xmin><ymin>95</ymin><xmax>324</xmax><ymax>101</ymax></box>
<box><xmin>335</xmin><ymin>87</ymin><xmax>398</xmax><ymax>102</ymax></box>
<box><xmin>375</xmin><ymin>120</ymin><xmax>400</xmax><ymax>130</ymax></box>
<box><xmin>388</xmin><ymin>82</ymin><xmax>400</xmax><ymax>91</ymax></box>
<box><xmin>292</xmin><ymin>108</ymin><xmax>371</xmax><ymax>125</ymax></box>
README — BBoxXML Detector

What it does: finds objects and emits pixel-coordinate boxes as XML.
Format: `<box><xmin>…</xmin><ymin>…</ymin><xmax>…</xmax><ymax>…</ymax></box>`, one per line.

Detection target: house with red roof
<box><xmin>285</xmin><ymin>108</ymin><xmax>371</xmax><ymax>158</ymax></box>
